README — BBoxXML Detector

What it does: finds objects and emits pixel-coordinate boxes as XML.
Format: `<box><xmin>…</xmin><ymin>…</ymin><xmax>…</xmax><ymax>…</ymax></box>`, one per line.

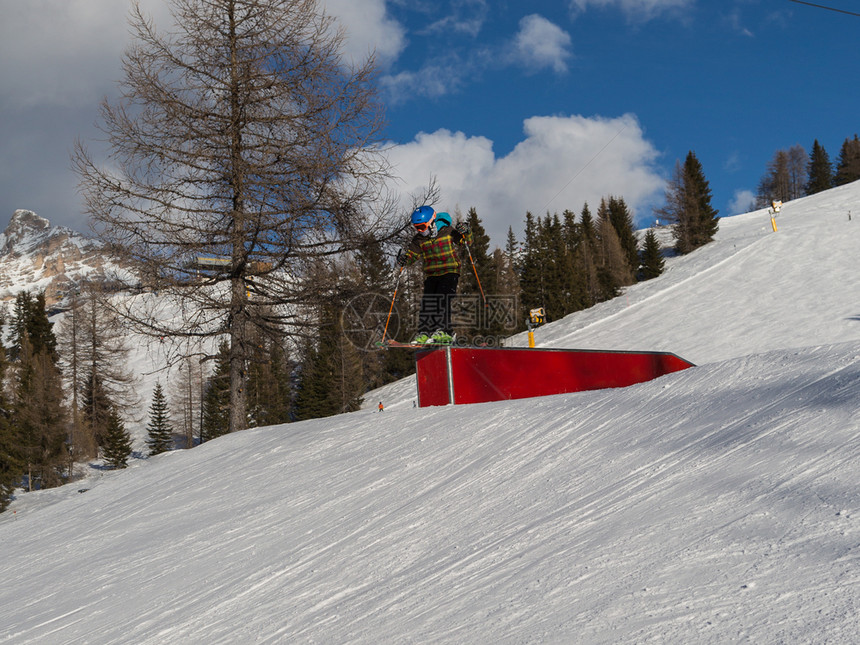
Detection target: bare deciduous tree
<box><xmin>74</xmin><ymin>0</ymin><xmax>398</xmax><ymax>432</ymax></box>
<box><xmin>57</xmin><ymin>284</ymin><xmax>140</xmax><ymax>456</ymax></box>
<box><xmin>756</xmin><ymin>144</ymin><xmax>807</xmax><ymax>207</ymax></box>
<box><xmin>170</xmin><ymin>353</ymin><xmax>205</xmax><ymax>449</ymax></box>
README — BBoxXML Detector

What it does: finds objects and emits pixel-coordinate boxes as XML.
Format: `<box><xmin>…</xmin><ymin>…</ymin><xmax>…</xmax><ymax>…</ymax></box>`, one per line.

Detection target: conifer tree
<box><xmin>145</xmin><ymin>383</ymin><xmax>174</xmax><ymax>456</ymax></box>
<box><xmin>332</xmin><ymin>326</ymin><xmax>364</xmax><ymax>414</ymax></box>
<box><xmin>518</xmin><ymin>212</ymin><xmax>545</xmax><ymax>319</ymax></box>
<box><xmin>639</xmin><ymin>229</ymin><xmax>665</xmax><ymax>281</ymax></box>
<box><xmin>0</xmin><ymin>344</ymin><xmax>20</xmax><ymax>512</ymax></box>
<box><xmin>505</xmin><ymin>227</ymin><xmax>520</xmax><ymax>271</ymax></box>
<box><xmin>6</xmin><ymin>292</ymin><xmax>58</xmax><ymax>362</ymax></box>
<box><xmin>487</xmin><ymin>247</ymin><xmax>520</xmax><ymax>338</ymax></box>
<box><xmin>787</xmin><ymin>144</ymin><xmax>809</xmax><ymax>199</ymax></box>
<box><xmin>201</xmin><ymin>342</ymin><xmax>231</xmax><ymax>442</ymax></box>
<box><xmin>595</xmin><ymin>203</ymin><xmax>634</xmax><ymax>299</ymax></box>
<box><xmin>834</xmin><ymin>134</ymin><xmax>860</xmax><ymax>186</ymax></box>
<box><xmin>293</xmin><ymin>340</ymin><xmax>336</xmax><ymax>420</ymax></box>
<box><xmin>605</xmin><ymin>196</ymin><xmax>640</xmax><ymax>272</ymax></box>
<box><xmin>562</xmin><ymin>209</ymin><xmax>578</xmax><ymax>259</ymax></box>
<box><xmin>658</xmin><ymin>152</ymin><xmax>719</xmax><ymax>254</ymax></box>
<box><xmin>354</xmin><ymin>235</ymin><xmax>393</xmax><ymax>294</ymax></box>
<box><xmin>684</xmin><ymin>152</ymin><xmax>720</xmax><ymax>247</ymax></box>
<box><xmin>806</xmin><ymin>139</ymin><xmax>834</xmax><ymax>194</ymax></box>
<box><xmin>55</xmin><ymin>289</ymin><xmax>91</xmax><ymax>463</ymax></box>
<box><xmin>456</xmin><ymin>208</ymin><xmax>495</xmax><ymax>341</ymax></box>
<box><xmin>577</xmin><ymin>203</ymin><xmax>601</xmax><ymax>307</ymax></box>
<box><xmin>559</xmin><ymin>210</ymin><xmax>588</xmax><ymax>314</ymax></box>
<box><xmin>82</xmin><ymin>370</ymin><xmax>113</xmax><ymax>448</ymax></box>
<box><xmin>8</xmin><ymin>292</ymin><xmax>67</xmax><ymax>490</ymax></box>
<box><xmin>0</xmin><ymin>424</ymin><xmax>17</xmax><ymax>512</ymax></box>
<box><xmin>501</xmin><ymin>227</ymin><xmax>524</xmax><ymax>333</ymax></box>
<box><xmin>349</xmin><ymin>236</ymin><xmax>410</xmax><ymax>390</ymax></box>
<box><xmin>247</xmin><ymin>334</ymin><xmax>292</xmax><ymax>428</ymax></box>
<box><xmin>102</xmin><ymin>408</ymin><xmax>133</xmax><ymax>469</ymax></box>
<box><xmin>538</xmin><ymin>214</ymin><xmax>569</xmax><ymax>321</ymax></box>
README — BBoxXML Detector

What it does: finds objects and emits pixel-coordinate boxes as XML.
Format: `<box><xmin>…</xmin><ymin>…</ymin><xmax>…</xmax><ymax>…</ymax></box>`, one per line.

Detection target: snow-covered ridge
<box><xmin>0</xmin><ymin>209</ymin><xmax>125</xmax><ymax>307</ymax></box>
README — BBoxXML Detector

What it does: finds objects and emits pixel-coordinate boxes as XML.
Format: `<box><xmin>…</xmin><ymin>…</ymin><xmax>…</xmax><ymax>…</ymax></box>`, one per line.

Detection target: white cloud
<box><xmin>380</xmin><ymin>13</ymin><xmax>571</xmax><ymax>103</ymax></box>
<box><xmin>322</xmin><ymin>0</ymin><xmax>407</xmax><ymax>67</ymax></box>
<box><xmin>0</xmin><ymin>1</ymin><xmax>405</xmax><ymax>110</ymax></box>
<box><xmin>0</xmin><ymin>0</ymin><xmax>407</xmax><ymax>229</ymax></box>
<box><xmin>0</xmin><ymin>0</ymin><xmax>173</xmax><ymax>230</ymax></box>
<box><xmin>424</xmin><ymin>0</ymin><xmax>489</xmax><ymax>37</ymax></box>
<box><xmin>728</xmin><ymin>189</ymin><xmax>756</xmax><ymax>216</ymax></box>
<box><xmin>386</xmin><ymin>114</ymin><xmax>665</xmax><ymax>245</ymax></box>
<box><xmin>512</xmin><ymin>15</ymin><xmax>573</xmax><ymax>74</ymax></box>
<box><xmin>723</xmin><ymin>150</ymin><xmax>743</xmax><ymax>173</ymax></box>
<box><xmin>379</xmin><ymin>61</ymin><xmax>470</xmax><ymax>103</ymax></box>
<box><xmin>0</xmin><ymin>0</ymin><xmax>171</xmax><ymax>109</ymax></box>
<box><xmin>569</xmin><ymin>0</ymin><xmax>692</xmax><ymax>21</ymax></box>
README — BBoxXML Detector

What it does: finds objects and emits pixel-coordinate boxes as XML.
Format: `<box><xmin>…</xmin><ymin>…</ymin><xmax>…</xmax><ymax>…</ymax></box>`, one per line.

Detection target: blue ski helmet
<box><xmin>435</xmin><ymin>212</ymin><xmax>452</xmax><ymax>228</ymax></box>
<box><xmin>411</xmin><ymin>205</ymin><xmax>435</xmax><ymax>226</ymax></box>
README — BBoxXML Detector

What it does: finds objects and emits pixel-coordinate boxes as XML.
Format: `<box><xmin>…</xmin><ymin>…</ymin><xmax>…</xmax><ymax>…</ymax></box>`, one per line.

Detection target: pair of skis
<box><xmin>376</xmin><ymin>339</ymin><xmax>454</xmax><ymax>349</ymax></box>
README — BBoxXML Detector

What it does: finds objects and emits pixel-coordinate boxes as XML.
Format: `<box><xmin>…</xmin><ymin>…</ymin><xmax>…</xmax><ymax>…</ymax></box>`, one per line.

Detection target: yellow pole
<box><xmin>528</xmin><ymin>330</ymin><xmax>535</xmax><ymax>348</ymax></box>
<box><xmin>771</xmin><ymin>216</ymin><xmax>778</xmax><ymax>232</ymax></box>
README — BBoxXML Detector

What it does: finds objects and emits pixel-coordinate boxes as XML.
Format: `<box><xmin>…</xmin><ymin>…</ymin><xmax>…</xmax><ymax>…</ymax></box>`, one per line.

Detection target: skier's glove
<box><xmin>456</xmin><ymin>222</ymin><xmax>470</xmax><ymax>235</ymax></box>
<box><xmin>396</xmin><ymin>249</ymin><xmax>407</xmax><ymax>267</ymax></box>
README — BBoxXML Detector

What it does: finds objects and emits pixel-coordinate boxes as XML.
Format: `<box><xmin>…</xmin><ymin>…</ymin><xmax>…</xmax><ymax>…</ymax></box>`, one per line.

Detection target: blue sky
<box><xmin>1</xmin><ymin>0</ymin><xmax>858</xmax><ymax>246</ymax></box>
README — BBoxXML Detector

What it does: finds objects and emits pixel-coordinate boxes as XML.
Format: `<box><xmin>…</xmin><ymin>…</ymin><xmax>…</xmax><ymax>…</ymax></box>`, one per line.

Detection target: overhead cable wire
<box><xmin>788</xmin><ymin>0</ymin><xmax>860</xmax><ymax>17</ymax></box>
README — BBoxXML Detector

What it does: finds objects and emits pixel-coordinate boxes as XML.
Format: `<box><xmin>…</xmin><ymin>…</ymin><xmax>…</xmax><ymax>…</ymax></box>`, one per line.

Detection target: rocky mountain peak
<box><xmin>1</xmin><ymin>209</ymin><xmax>55</xmax><ymax>255</ymax></box>
<box><xmin>0</xmin><ymin>209</ymin><xmax>130</xmax><ymax>308</ymax></box>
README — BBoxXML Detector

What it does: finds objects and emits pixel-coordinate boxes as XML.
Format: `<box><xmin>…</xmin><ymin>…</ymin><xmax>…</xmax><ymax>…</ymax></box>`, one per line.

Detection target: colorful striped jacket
<box><xmin>403</xmin><ymin>224</ymin><xmax>472</xmax><ymax>277</ymax></box>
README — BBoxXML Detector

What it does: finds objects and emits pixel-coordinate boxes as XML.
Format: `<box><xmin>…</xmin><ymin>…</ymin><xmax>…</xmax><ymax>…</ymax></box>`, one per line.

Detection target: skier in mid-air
<box><xmin>397</xmin><ymin>205</ymin><xmax>472</xmax><ymax>344</ymax></box>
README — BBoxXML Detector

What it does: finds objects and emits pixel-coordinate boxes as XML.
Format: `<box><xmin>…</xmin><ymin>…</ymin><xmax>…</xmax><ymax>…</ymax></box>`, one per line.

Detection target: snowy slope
<box><xmin>531</xmin><ymin>182</ymin><xmax>860</xmax><ymax>364</ymax></box>
<box><xmin>2</xmin><ymin>183</ymin><xmax>860</xmax><ymax>644</ymax></box>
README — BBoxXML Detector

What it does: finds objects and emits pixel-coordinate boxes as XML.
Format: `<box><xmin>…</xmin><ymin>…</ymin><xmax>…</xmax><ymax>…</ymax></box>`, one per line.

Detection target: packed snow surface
<box><xmin>2</xmin><ymin>183</ymin><xmax>860</xmax><ymax>643</ymax></box>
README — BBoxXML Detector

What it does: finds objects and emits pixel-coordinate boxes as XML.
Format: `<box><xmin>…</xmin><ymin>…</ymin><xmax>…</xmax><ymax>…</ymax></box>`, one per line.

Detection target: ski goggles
<box><xmin>413</xmin><ymin>215</ymin><xmax>435</xmax><ymax>232</ymax></box>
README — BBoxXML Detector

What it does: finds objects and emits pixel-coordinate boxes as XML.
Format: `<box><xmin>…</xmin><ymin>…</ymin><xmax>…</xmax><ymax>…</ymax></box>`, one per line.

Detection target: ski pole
<box><xmin>465</xmin><ymin>242</ymin><xmax>488</xmax><ymax>308</ymax></box>
<box><xmin>381</xmin><ymin>264</ymin><xmax>404</xmax><ymax>344</ymax></box>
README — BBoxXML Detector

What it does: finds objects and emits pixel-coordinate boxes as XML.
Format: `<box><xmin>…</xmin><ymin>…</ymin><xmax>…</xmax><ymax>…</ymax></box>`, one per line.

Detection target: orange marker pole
<box><xmin>465</xmin><ymin>243</ymin><xmax>487</xmax><ymax>307</ymax></box>
<box><xmin>381</xmin><ymin>266</ymin><xmax>404</xmax><ymax>344</ymax></box>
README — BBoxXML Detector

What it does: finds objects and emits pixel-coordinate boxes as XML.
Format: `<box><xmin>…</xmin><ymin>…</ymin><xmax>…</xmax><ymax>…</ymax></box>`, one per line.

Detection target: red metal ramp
<box><xmin>415</xmin><ymin>346</ymin><xmax>694</xmax><ymax>407</ymax></box>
